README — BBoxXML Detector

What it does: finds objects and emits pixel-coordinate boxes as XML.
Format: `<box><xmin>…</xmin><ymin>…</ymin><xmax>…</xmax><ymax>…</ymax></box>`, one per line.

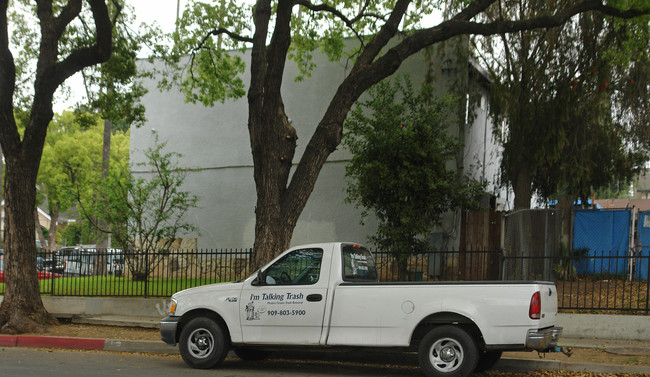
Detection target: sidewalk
<box><xmin>0</xmin><ymin>315</ymin><xmax>648</xmax><ymax>374</ymax></box>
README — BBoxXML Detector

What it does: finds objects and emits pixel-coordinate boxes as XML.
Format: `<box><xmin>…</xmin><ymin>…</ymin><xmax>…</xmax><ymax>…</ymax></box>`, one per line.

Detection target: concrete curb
<box><xmin>496</xmin><ymin>358</ymin><xmax>650</xmax><ymax>374</ymax></box>
<box><xmin>0</xmin><ymin>334</ymin><xmax>177</xmax><ymax>354</ymax></box>
<box><xmin>0</xmin><ymin>334</ymin><xmax>105</xmax><ymax>350</ymax></box>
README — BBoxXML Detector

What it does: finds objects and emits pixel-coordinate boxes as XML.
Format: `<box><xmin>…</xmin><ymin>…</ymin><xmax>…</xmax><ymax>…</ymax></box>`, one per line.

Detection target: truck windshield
<box><xmin>342</xmin><ymin>244</ymin><xmax>378</xmax><ymax>282</ymax></box>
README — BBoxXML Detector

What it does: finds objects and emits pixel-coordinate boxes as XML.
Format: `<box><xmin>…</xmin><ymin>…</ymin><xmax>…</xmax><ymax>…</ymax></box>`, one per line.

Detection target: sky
<box><xmin>132</xmin><ymin>0</ymin><xmax>182</xmax><ymax>34</ymax></box>
<box><xmin>54</xmin><ymin>1</ymin><xmax>183</xmax><ymax>112</ymax></box>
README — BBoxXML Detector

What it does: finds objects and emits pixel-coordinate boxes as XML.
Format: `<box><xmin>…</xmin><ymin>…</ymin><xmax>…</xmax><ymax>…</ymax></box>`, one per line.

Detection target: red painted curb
<box><xmin>16</xmin><ymin>336</ymin><xmax>105</xmax><ymax>350</ymax></box>
<box><xmin>0</xmin><ymin>335</ymin><xmax>18</xmax><ymax>346</ymax></box>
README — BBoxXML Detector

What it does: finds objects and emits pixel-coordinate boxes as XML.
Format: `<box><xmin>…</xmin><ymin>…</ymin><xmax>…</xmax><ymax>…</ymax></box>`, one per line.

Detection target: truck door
<box><xmin>240</xmin><ymin>246</ymin><xmax>330</xmax><ymax>345</ymax></box>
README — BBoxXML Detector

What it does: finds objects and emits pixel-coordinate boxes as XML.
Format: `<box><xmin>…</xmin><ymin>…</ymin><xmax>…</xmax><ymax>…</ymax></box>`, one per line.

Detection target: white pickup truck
<box><xmin>161</xmin><ymin>242</ymin><xmax>562</xmax><ymax>377</ymax></box>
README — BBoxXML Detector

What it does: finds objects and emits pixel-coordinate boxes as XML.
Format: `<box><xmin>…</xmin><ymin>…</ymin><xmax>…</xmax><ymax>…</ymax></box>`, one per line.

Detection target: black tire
<box><xmin>474</xmin><ymin>350</ymin><xmax>502</xmax><ymax>372</ymax></box>
<box><xmin>418</xmin><ymin>325</ymin><xmax>479</xmax><ymax>377</ymax></box>
<box><xmin>179</xmin><ymin>317</ymin><xmax>230</xmax><ymax>369</ymax></box>
<box><xmin>234</xmin><ymin>347</ymin><xmax>270</xmax><ymax>361</ymax></box>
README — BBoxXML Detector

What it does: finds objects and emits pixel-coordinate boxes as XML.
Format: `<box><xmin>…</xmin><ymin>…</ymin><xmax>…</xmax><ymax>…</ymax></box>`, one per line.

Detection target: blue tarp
<box><xmin>636</xmin><ymin>212</ymin><xmax>650</xmax><ymax>280</ymax></box>
<box><xmin>573</xmin><ymin>210</ymin><xmax>630</xmax><ymax>275</ymax></box>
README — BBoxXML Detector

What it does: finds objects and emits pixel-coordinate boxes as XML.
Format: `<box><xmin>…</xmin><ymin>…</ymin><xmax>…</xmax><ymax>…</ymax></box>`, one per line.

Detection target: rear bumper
<box><xmin>160</xmin><ymin>316</ymin><xmax>181</xmax><ymax>346</ymax></box>
<box><xmin>526</xmin><ymin>326</ymin><xmax>562</xmax><ymax>351</ymax></box>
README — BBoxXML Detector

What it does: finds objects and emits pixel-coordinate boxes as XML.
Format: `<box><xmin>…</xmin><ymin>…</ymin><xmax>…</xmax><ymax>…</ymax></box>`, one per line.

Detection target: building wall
<box><xmin>131</xmin><ymin>38</ymin><xmax>507</xmax><ymax>250</ymax></box>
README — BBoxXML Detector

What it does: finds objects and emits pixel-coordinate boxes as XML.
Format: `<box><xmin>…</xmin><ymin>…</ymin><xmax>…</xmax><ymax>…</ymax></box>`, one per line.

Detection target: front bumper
<box><xmin>526</xmin><ymin>326</ymin><xmax>563</xmax><ymax>351</ymax></box>
<box><xmin>160</xmin><ymin>316</ymin><xmax>181</xmax><ymax>345</ymax></box>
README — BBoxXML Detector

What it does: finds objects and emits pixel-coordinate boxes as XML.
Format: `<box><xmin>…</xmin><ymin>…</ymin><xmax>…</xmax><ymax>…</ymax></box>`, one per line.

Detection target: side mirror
<box><xmin>251</xmin><ymin>270</ymin><xmax>265</xmax><ymax>286</ymax></box>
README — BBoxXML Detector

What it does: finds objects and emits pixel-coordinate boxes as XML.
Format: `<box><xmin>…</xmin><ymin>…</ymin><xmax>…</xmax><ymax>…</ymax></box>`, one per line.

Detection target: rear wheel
<box><xmin>418</xmin><ymin>325</ymin><xmax>479</xmax><ymax>377</ymax></box>
<box><xmin>179</xmin><ymin>317</ymin><xmax>229</xmax><ymax>369</ymax></box>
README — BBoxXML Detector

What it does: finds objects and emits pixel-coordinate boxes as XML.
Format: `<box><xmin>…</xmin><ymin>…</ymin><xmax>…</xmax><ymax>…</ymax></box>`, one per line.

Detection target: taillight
<box><xmin>529</xmin><ymin>291</ymin><xmax>541</xmax><ymax>319</ymax></box>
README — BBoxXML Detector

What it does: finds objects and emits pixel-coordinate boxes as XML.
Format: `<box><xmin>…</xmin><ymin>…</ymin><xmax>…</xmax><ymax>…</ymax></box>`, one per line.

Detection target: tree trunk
<box><xmin>0</xmin><ymin>0</ymin><xmax>112</xmax><ymax>334</ymax></box>
<box><xmin>0</xmin><ymin>158</ymin><xmax>58</xmax><ymax>334</ymax></box>
<box><xmin>47</xmin><ymin>204</ymin><xmax>60</xmax><ymax>253</ymax></box>
<box><xmin>557</xmin><ymin>194</ymin><xmax>576</xmax><ymax>250</ymax></box>
<box><xmin>249</xmin><ymin>110</ymin><xmax>297</xmax><ymax>270</ymax></box>
<box><xmin>513</xmin><ymin>166</ymin><xmax>532</xmax><ymax>210</ymax></box>
<box><xmin>95</xmin><ymin>118</ymin><xmax>112</xmax><ymax>276</ymax></box>
<box><xmin>397</xmin><ymin>256</ymin><xmax>409</xmax><ymax>281</ymax></box>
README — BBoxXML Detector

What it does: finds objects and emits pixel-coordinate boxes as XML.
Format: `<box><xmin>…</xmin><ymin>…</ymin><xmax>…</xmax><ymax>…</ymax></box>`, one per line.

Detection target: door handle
<box><xmin>306</xmin><ymin>294</ymin><xmax>322</xmax><ymax>302</ymax></box>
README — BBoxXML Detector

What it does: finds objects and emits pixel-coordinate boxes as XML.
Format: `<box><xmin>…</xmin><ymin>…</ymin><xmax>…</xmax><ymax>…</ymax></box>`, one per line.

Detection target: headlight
<box><xmin>169</xmin><ymin>298</ymin><xmax>177</xmax><ymax>315</ymax></box>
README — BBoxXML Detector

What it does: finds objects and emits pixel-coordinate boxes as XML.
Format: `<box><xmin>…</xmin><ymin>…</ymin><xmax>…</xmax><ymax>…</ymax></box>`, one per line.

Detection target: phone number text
<box><xmin>267</xmin><ymin>309</ymin><xmax>306</xmax><ymax>316</ymax></box>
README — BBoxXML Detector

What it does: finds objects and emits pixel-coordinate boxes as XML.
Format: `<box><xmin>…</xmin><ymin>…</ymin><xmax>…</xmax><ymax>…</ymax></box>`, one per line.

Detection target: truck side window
<box><xmin>264</xmin><ymin>248</ymin><xmax>323</xmax><ymax>285</ymax></box>
<box><xmin>342</xmin><ymin>245</ymin><xmax>378</xmax><ymax>282</ymax></box>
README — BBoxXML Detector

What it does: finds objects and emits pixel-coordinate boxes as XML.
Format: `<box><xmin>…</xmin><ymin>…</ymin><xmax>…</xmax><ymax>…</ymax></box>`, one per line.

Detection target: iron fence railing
<box><xmin>373</xmin><ymin>249</ymin><xmax>649</xmax><ymax>313</ymax></box>
<box><xmin>0</xmin><ymin>247</ymin><xmax>647</xmax><ymax>313</ymax></box>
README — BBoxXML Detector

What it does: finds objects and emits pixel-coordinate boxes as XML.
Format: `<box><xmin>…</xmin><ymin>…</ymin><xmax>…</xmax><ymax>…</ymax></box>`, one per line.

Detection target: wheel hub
<box><xmin>197</xmin><ymin>336</ymin><xmax>209</xmax><ymax>350</ymax></box>
<box><xmin>440</xmin><ymin>346</ymin><xmax>456</xmax><ymax>362</ymax></box>
<box><xmin>428</xmin><ymin>337</ymin><xmax>465</xmax><ymax>373</ymax></box>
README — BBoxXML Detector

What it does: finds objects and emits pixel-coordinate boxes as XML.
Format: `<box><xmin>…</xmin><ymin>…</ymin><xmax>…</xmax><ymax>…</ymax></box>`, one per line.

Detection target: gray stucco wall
<box><xmin>131</xmin><ymin>38</ymin><xmax>506</xmax><ymax>250</ymax></box>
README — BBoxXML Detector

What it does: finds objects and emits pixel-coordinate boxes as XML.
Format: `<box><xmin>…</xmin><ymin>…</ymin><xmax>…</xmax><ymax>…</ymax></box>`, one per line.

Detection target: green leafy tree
<box><xmin>473</xmin><ymin>0</ymin><xmax>649</xmax><ymax>209</ymax></box>
<box><xmin>0</xmin><ymin>0</ymin><xmax>116</xmax><ymax>334</ymax></box>
<box><xmin>36</xmin><ymin>112</ymin><xmax>86</xmax><ymax>252</ymax></box>
<box><xmin>39</xmin><ymin>112</ymin><xmax>130</xmax><ymax>247</ymax></box>
<box><xmin>343</xmin><ymin>77</ymin><xmax>485</xmax><ymax>279</ymax></box>
<box><xmin>87</xmin><ymin>139</ymin><xmax>199</xmax><ymax>281</ymax></box>
<box><xmin>58</xmin><ymin>221</ymin><xmax>91</xmax><ymax>246</ymax></box>
<box><xmin>166</xmin><ymin>0</ymin><xmax>648</xmax><ymax>269</ymax></box>
<box><xmin>75</xmin><ymin>2</ymin><xmax>164</xmax><ymax>251</ymax></box>
<box><xmin>540</xmin><ymin>11</ymin><xmax>649</xmax><ymax>204</ymax></box>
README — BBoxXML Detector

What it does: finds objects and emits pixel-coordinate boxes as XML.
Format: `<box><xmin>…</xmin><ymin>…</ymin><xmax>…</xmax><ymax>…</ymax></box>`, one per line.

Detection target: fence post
<box><xmin>144</xmin><ymin>248</ymin><xmax>149</xmax><ymax>298</ymax></box>
<box><xmin>629</xmin><ymin>208</ymin><xmax>637</xmax><ymax>282</ymax></box>
<box><xmin>497</xmin><ymin>249</ymin><xmax>504</xmax><ymax>280</ymax></box>
<box><xmin>50</xmin><ymin>250</ymin><xmax>55</xmax><ymax>295</ymax></box>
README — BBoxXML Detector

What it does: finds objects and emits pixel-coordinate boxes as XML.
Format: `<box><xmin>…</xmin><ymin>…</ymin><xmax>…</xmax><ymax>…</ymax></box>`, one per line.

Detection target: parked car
<box><xmin>0</xmin><ymin>255</ymin><xmax>62</xmax><ymax>283</ymax></box>
<box><xmin>37</xmin><ymin>269</ymin><xmax>62</xmax><ymax>280</ymax></box>
<box><xmin>41</xmin><ymin>255</ymin><xmax>66</xmax><ymax>274</ymax></box>
<box><xmin>56</xmin><ymin>246</ymin><xmax>94</xmax><ymax>276</ymax></box>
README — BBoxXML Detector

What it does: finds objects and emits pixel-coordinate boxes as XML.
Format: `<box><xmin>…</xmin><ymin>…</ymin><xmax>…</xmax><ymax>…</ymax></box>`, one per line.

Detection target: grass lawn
<box><xmin>0</xmin><ymin>276</ymin><xmax>224</xmax><ymax>297</ymax></box>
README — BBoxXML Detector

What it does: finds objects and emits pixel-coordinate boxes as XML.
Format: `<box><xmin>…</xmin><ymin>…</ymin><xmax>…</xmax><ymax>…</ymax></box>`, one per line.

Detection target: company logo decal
<box><xmin>244</xmin><ymin>292</ymin><xmax>308</xmax><ymax>320</ymax></box>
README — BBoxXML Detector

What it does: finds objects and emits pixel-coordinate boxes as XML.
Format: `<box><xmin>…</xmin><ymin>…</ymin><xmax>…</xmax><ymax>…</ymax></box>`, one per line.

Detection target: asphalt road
<box><xmin>0</xmin><ymin>347</ymin><xmax>424</xmax><ymax>377</ymax></box>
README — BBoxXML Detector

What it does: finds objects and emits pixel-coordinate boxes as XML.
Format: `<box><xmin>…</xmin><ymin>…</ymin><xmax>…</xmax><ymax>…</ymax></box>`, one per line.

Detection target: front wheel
<box><xmin>179</xmin><ymin>317</ymin><xmax>230</xmax><ymax>369</ymax></box>
<box><xmin>418</xmin><ymin>326</ymin><xmax>479</xmax><ymax>377</ymax></box>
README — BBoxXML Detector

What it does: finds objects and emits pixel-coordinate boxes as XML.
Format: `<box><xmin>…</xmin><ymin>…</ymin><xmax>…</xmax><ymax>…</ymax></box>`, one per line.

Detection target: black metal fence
<box><xmin>0</xmin><ymin>247</ymin><xmax>647</xmax><ymax>313</ymax></box>
<box><xmin>373</xmin><ymin>249</ymin><xmax>649</xmax><ymax>313</ymax></box>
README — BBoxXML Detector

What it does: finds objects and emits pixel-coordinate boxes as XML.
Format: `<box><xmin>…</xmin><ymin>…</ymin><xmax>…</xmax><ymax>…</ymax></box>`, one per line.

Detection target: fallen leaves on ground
<box><xmin>480</xmin><ymin>372</ymin><xmax>649</xmax><ymax>377</ymax></box>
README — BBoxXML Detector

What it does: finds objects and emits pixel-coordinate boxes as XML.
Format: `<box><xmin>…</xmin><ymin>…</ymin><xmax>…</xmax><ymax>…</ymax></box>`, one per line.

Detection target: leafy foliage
<box><xmin>38</xmin><ymin>112</ymin><xmax>130</xmax><ymax>244</ymax></box>
<box><xmin>158</xmin><ymin>0</ymin><xmax>251</xmax><ymax>106</ymax></box>
<box><xmin>89</xmin><ymin>138</ymin><xmax>200</xmax><ymax>280</ymax></box>
<box><xmin>162</xmin><ymin>0</ymin><xmax>447</xmax><ymax>104</ymax></box>
<box><xmin>76</xmin><ymin>2</ymin><xmax>166</xmax><ymax>127</ymax></box>
<box><xmin>473</xmin><ymin>0</ymin><xmax>649</xmax><ymax>207</ymax></box>
<box><xmin>343</xmin><ymin>76</ymin><xmax>485</xmax><ymax>253</ymax></box>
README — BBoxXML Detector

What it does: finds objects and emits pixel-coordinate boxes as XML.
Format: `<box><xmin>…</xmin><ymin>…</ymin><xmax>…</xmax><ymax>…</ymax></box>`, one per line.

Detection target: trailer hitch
<box><xmin>556</xmin><ymin>346</ymin><xmax>573</xmax><ymax>357</ymax></box>
<box><xmin>537</xmin><ymin>346</ymin><xmax>572</xmax><ymax>358</ymax></box>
